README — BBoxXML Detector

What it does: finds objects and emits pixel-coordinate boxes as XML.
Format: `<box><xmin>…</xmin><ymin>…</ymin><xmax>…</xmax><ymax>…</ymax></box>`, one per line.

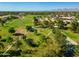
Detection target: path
<box><xmin>61</xmin><ymin>32</ymin><xmax>78</xmax><ymax>45</ymax></box>
<box><xmin>46</xmin><ymin>31</ymin><xmax>78</xmax><ymax>45</ymax></box>
<box><xmin>2</xmin><ymin>40</ymin><xmax>17</xmax><ymax>55</ymax></box>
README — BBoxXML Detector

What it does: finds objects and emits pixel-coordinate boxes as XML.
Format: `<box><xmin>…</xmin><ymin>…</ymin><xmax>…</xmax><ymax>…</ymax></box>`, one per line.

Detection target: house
<box><xmin>59</xmin><ymin>16</ymin><xmax>75</xmax><ymax>23</ymax></box>
<box><xmin>51</xmin><ymin>18</ymin><xmax>55</xmax><ymax>22</ymax></box>
<box><xmin>52</xmin><ymin>14</ymin><xmax>75</xmax><ymax>23</ymax></box>
<box><xmin>59</xmin><ymin>16</ymin><xmax>75</xmax><ymax>20</ymax></box>
<box><xmin>13</xmin><ymin>27</ymin><xmax>26</xmax><ymax>40</ymax></box>
<box><xmin>44</xmin><ymin>17</ymin><xmax>50</xmax><ymax>22</ymax></box>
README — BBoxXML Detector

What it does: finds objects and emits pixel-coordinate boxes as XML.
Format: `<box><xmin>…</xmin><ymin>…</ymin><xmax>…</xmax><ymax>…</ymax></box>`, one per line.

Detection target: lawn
<box><xmin>0</xmin><ymin>15</ymin><xmax>55</xmax><ymax>56</ymax></box>
<box><xmin>64</xmin><ymin>30</ymin><xmax>79</xmax><ymax>44</ymax></box>
<box><xmin>0</xmin><ymin>14</ymin><xmax>79</xmax><ymax>56</ymax></box>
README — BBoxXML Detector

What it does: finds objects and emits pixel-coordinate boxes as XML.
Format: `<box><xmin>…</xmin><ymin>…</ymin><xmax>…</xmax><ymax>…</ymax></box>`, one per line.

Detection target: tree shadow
<box><xmin>64</xmin><ymin>44</ymin><xmax>75</xmax><ymax>57</ymax></box>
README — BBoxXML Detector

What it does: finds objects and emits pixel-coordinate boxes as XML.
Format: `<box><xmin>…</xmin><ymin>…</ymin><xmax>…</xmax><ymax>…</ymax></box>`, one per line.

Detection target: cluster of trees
<box><xmin>24</xmin><ymin>27</ymin><xmax>75</xmax><ymax>57</ymax></box>
<box><xmin>33</xmin><ymin>15</ymin><xmax>76</xmax><ymax>56</ymax></box>
<box><xmin>24</xmin><ymin>21</ymin><xmax>76</xmax><ymax>57</ymax></box>
<box><xmin>52</xmin><ymin>28</ymin><xmax>75</xmax><ymax>57</ymax></box>
<box><xmin>0</xmin><ymin>13</ymin><xmax>25</xmax><ymax>26</ymax></box>
<box><xmin>71</xmin><ymin>19</ymin><xmax>79</xmax><ymax>33</ymax></box>
<box><xmin>56</xmin><ymin>19</ymin><xmax>66</xmax><ymax>29</ymax></box>
<box><xmin>0</xmin><ymin>16</ymin><xmax>15</xmax><ymax>26</ymax></box>
<box><xmin>33</xmin><ymin>16</ymin><xmax>54</xmax><ymax>28</ymax></box>
<box><xmin>33</xmin><ymin>14</ymin><xmax>79</xmax><ymax>33</ymax></box>
<box><xmin>8</xmin><ymin>27</ymin><xmax>16</xmax><ymax>33</ymax></box>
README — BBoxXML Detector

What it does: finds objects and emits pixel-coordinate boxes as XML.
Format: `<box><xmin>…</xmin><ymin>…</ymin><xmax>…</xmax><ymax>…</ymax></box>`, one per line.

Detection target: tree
<box><xmin>26</xmin><ymin>38</ymin><xmax>39</xmax><ymax>47</ymax></box>
<box><xmin>49</xmin><ymin>21</ymin><xmax>55</xmax><ymax>29</ymax></box>
<box><xmin>0</xmin><ymin>20</ymin><xmax>5</xmax><ymax>26</ymax></box>
<box><xmin>53</xmin><ymin>28</ymin><xmax>67</xmax><ymax>46</ymax></box>
<box><xmin>76</xmin><ymin>22</ymin><xmax>79</xmax><ymax>33</ymax></box>
<box><xmin>6</xmin><ymin>36</ymin><xmax>13</xmax><ymax>43</ymax></box>
<box><xmin>0</xmin><ymin>36</ymin><xmax>2</xmax><ymax>40</ymax></box>
<box><xmin>52</xmin><ymin>28</ymin><xmax>68</xmax><ymax>56</ymax></box>
<box><xmin>0</xmin><ymin>43</ymin><xmax>4</xmax><ymax>49</ymax></box>
<box><xmin>34</xmin><ymin>29</ymin><xmax>38</xmax><ymax>35</ymax></box>
<box><xmin>26</xmin><ymin>26</ymin><xmax>35</xmax><ymax>32</ymax></box>
<box><xmin>33</xmin><ymin>16</ymin><xmax>40</xmax><ymax>26</ymax></box>
<box><xmin>8</xmin><ymin>27</ymin><xmax>15</xmax><ymax>33</ymax></box>
<box><xmin>71</xmin><ymin>19</ymin><xmax>78</xmax><ymax>33</ymax></box>
<box><xmin>57</xmin><ymin>19</ymin><xmax>65</xmax><ymax>29</ymax></box>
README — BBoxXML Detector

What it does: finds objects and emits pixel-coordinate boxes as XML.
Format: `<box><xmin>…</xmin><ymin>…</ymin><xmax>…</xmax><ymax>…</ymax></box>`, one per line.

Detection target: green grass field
<box><xmin>0</xmin><ymin>14</ymin><xmax>79</xmax><ymax>57</ymax></box>
<box><xmin>0</xmin><ymin>15</ymin><xmax>55</xmax><ymax>56</ymax></box>
<box><xmin>64</xmin><ymin>30</ymin><xmax>79</xmax><ymax>44</ymax></box>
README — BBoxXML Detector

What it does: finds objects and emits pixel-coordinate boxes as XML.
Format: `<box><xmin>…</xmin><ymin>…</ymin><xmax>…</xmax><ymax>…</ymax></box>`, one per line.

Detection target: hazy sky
<box><xmin>0</xmin><ymin>2</ymin><xmax>79</xmax><ymax>11</ymax></box>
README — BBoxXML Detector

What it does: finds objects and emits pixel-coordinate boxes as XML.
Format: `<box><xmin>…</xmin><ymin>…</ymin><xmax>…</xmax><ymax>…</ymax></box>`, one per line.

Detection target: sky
<box><xmin>0</xmin><ymin>2</ymin><xmax>79</xmax><ymax>11</ymax></box>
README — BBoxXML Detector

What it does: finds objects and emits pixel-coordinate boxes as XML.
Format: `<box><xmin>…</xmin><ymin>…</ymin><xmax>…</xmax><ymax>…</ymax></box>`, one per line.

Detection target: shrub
<box><xmin>26</xmin><ymin>26</ymin><xmax>35</xmax><ymax>32</ymax></box>
<box><xmin>26</xmin><ymin>38</ymin><xmax>39</xmax><ymax>47</ymax></box>
<box><xmin>0</xmin><ymin>43</ymin><xmax>4</xmax><ymax>49</ymax></box>
<box><xmin>8</xmin><ymin>27</ymin><xmax>15</xmax><ymax>33</ymax></box>
<box><xmin>1</xmin><ymin>39</ymin><xmax>6</xmax><ymax>42</ymax></box>
<box><xmin>6</xmin><ymin>37</ymin><xmax>13</xmax><ymax>43</ymax></box>
<box><xmin>8</xmin><ymin>50</ymin><xmax>21</xmax><ymax>56</ymax></box>
<box><xmin>0</xmin><ymin>36</ymin><xmax>2</xmax><ymax>39</ymax></box>
<box><xmin>71</xmin><ymin>19</ymin><xmax>79</xmax><ymax>33</ymax></box>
